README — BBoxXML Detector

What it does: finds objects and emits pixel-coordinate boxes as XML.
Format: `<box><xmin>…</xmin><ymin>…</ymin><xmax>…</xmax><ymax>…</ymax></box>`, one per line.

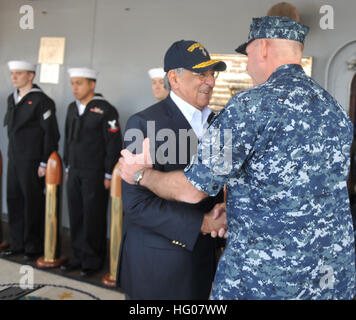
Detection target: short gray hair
<box><xmin>164</xmin><ymin>68</ymin><xmax>184</xmax><ymax>91</ymax></box>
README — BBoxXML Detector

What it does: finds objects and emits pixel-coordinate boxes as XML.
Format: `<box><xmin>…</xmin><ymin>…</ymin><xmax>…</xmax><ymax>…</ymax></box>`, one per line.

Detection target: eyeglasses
<box><xmin>191</xmin><ymin>70</ymin><xmax>219</xmax><ymax>81</ymax></box>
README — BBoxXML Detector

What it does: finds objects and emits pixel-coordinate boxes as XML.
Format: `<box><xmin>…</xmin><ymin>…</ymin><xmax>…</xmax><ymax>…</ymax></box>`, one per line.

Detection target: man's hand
<box><xmin>119</xmin><ymin>137</ymin><xmax>207</xmax><ymax>204</ymax></box>
<box><xmin>211</xmin><ymin>203</ymin><xmax>228</xmax><ymax>239</ymax></box>
<box><xmin>201</xmin><ymin>203</ymin><xmax>227</xmax><ymax>238</ymax></box>
<box><xmin>104</xmin><ymin>178</ymin><xmax>111</xmax><ymax>190</ymax></box>
<box><xmin>38</xmin><ymin>166</ymin><xmax>46</xmax><ymax>178</ymax></box>
<box><xmin>119</xmin><ymin>137</ymin><xmax>153</xmax><ymax>184</ymax></box>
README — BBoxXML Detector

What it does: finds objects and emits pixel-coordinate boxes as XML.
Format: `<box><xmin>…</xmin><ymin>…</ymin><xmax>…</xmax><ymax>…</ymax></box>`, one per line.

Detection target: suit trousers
<box><xmin>66</xmin><ymin>168</ymin><xmax>108</xmax><ymax>270</ymax></box>
<box><xmin>7</xmin><ymin>159</ymin><xmax>45</xmax><ymax>254</ymax></box>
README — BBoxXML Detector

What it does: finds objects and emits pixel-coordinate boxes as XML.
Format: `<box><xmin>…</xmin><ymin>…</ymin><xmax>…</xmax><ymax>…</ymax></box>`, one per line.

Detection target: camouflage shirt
<box><xmin>184</xmin><ymin>64</ymin><xmax>356</xmax><ymax>299</ymax></box>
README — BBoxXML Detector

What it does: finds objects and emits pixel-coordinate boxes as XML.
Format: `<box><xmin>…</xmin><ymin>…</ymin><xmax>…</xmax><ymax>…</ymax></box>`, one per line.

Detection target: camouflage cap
<box><xmin>235</xmin><ymin>16</ymin><xmax>310</xmax><ymax>55</ymax></box>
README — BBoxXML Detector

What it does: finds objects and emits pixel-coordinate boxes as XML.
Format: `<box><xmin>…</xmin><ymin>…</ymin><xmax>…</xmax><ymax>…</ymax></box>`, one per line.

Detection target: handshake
<box><xmin>201</xmin><ymin>203</ymin><xmax>227</xmax><ymax>239</ymax></box>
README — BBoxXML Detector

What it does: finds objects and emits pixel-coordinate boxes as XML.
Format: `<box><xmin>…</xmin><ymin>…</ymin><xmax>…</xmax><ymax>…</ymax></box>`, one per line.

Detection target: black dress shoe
<box><xmin>0</xmin><ymin>242</ymin><xmax>9</xmax><ymax>251</ymax></box>
<box><xmin>60</xmin><ymin>263</ymin><xmax>81</xmax><ymax>272</ymax></box>
<box><xmin>1</xmin><ymin>248</ymin><xmax>23</xmax><ymax>257</ymax></box>
<box><xmin>23</xmin><ymin>253</ymin><xmax>41</xmax><ymax>261</ymax></box>
<box><xmin>80</xmin><ymin>268</ymin><xmax>100</xmax><ymax>278</ymax></box>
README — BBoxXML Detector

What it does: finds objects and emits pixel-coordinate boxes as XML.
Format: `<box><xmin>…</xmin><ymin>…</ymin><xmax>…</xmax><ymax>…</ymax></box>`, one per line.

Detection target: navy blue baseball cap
<box><xmin>236</xmin><ymin>16</ymin><xmax>309</xmax><ymax>55</ymax></box>
<box><xmin>164</xmin><ymin>40</ymin><xmax>226</xmax><ymax>73</ymax></box>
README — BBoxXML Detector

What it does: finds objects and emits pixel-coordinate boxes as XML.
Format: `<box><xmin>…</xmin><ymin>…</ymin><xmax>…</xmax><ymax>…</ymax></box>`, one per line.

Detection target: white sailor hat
<box><xmin>148</xmin><ymin>68</ymin><xmax>165</xmax><ymax>79</ymax></box>
<box><xmin>8</xmin><ymin>60</ymin><xmax>36</xmax><ymax>72</ymax></box>
<box><xmin>67</xmin><ymin>67</ymin><xmax>98</xmax><ymax>80</ymax></box>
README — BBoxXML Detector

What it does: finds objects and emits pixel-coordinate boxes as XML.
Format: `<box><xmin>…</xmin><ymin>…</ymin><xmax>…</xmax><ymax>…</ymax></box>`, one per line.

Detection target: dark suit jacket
<box><xmin>117</xmin><ymin>95</ymin><xmax>223</xmax><ymax>300</ymax></box>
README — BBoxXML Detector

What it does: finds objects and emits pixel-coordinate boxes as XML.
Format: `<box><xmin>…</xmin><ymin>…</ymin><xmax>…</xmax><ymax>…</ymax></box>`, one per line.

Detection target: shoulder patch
<box><xmin>108</xmin><ymin>119</ymin><xmax>119</xmax><ymax>133</ymax></box>
<box><xmin>43</xmin><ymin>109</ymin><xmax>51</xmax><ymax>120</ymax></box>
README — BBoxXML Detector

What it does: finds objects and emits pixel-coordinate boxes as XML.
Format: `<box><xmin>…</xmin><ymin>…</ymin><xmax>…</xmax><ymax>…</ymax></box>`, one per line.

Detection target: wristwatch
<box><xmin>133</xmin><ymin>168</ymin><xmax>148</xmax><ymax>185</ymax></box>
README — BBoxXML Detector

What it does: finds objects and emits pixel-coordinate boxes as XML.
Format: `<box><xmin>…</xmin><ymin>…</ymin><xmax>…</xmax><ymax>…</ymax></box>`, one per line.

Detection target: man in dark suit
<box><xmin>2</xmin><ymin>60</ymin><xmax>60</xmax><ymax>260</ymax></box>
<box><xmin>117</xmin><ymin>40</ymin><xmax>227</xmax><ymax>299</ymax></box>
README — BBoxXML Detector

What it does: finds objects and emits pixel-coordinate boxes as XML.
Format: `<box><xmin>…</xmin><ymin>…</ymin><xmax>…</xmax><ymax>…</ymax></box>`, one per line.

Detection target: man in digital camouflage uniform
<box><xmin>118</xmin><ymin>16</ymin><xmax>356</xmax><ymax>299</ymax></box>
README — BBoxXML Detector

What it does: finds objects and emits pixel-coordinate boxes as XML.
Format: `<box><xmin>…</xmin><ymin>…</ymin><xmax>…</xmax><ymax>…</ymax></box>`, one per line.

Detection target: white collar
<box><xmin>170</xmin><ymin>91</ymin><xmax>211</xmax><ymax>139</ymax></box>
<box><xmin>170</xmin><ymin>91</ymin><xmax>211</xmax><ymax>125</ymax></box>
<box><xmin>13</xmin><ymin>86</ymin><xmax>41</xmax><ymax>104</ymax></box>
<box><xmin>75</xmin><ymin>94</ymin><xmax>106</xmax><ymax>108</ymax></box>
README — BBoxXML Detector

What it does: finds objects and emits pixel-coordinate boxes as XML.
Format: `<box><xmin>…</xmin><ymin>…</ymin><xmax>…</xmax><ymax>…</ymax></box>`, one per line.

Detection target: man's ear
<box><xmin>28</xmin><ymin>71</ymin><xmax>35</xmax><ymax>82</ymax></box>
<box><xmin>89</xmin><ymin>79</ymin><xmax>96</xmax><ymax>90</ymax></box>
<box><xmin>167</xmin><ymin>69</ymin><xmax>179</xmax><ymax>90</ymax></box>
<box><xmin>259</xmin><ymin>39</ymin><xmax>269</xmax><ymax>59</ymax></box>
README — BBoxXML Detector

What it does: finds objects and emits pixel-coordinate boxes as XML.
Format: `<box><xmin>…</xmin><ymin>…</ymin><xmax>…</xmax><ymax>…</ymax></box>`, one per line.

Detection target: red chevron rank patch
<box><xmin>90</xmin><ymin>107</ymin><xmax>104</xmax><ymax>114</ymax></box>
